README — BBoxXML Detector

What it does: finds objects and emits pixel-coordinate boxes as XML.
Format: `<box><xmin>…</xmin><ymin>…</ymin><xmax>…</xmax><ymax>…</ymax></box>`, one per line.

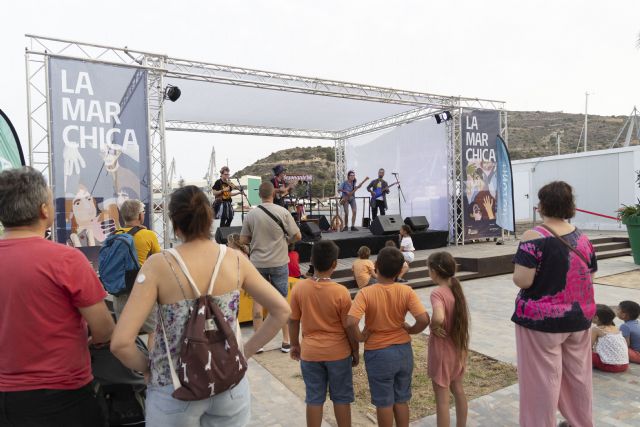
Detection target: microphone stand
<box><xmin>392</xmin><ymin>172</ymin><xmax>406</xmax><ymax>217</ymax></box>
<box><xmin>235</xmin><ymin>178</ymin><xmax>251</xmax><ymax>223</ymax></box>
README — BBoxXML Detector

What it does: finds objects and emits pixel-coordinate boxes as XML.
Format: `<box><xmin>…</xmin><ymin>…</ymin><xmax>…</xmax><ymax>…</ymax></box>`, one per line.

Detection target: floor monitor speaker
<box><xmin>370</xmin><ymin>215</ymin><xmax>403</xmax><ymax>235</ymax></box>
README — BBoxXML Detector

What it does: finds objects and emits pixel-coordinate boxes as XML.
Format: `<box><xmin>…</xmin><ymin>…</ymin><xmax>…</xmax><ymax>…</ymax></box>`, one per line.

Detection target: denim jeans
<box><xmin>256</xmin><ymin>265</ymin><xmax>289</xmax><ymax>298</ymax></box>
<box><xmin>146</xmin><ymin>377</ymin><xmax>250</xmax><ymax>427</ymax></box>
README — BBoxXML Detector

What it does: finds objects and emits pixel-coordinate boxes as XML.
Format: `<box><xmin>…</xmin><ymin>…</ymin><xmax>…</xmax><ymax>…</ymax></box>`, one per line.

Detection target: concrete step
<box><xmin>347</xmin><ymin>270</ymin><xmax>479</xmax><ymax>298</ymax></box>
<box><xmin>590</xmin><ymin>236</ymin><xmax>629</xmax><ymax>245</ymax></box>
<box><xmin>593</xmin><ymin>241</ymin><xmax>630</xmax><ymax>252</ymax></box>
<box><xmin>596</xmin><ymin>248</ymin><xmax>632</xmax><ymax>260</ymax></box>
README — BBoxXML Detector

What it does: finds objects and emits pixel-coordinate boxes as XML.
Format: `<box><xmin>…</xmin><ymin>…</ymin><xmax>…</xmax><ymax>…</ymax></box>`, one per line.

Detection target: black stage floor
<box><xmin>295</xmin><ymin>229</ymin><xmax>449</xmax><ymax>263</ymax></box>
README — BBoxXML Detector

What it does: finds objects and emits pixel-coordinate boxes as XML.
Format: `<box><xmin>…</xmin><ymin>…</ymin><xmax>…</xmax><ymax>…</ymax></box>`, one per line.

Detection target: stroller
<box><xmin>91</xmin><ymin>336</ymin><xmax>148</xmax><ymax>426</ymax></box>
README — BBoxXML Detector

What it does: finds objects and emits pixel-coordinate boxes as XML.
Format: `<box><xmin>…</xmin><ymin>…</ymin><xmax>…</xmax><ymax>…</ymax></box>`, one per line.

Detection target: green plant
<box><xmin>617</xmin><ymin>201</ymin><xmax>640</xmax><ymax>220</ymax></box>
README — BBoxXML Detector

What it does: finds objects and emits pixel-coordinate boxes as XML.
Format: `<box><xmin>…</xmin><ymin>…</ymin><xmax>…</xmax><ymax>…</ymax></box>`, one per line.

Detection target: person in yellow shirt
<box><xmin>112</xmin><ymin>199</ymin><xmax>161</xmax><ymax>336</ymax></box>
<box><xmin>352</xmin><ymin>245</ymin><xmax>377</xmax><ymax>288</ymax></box>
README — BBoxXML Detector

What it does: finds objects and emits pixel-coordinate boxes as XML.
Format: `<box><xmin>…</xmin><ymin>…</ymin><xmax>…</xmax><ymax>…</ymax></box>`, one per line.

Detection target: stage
<box><xmin>294</xmin><ymin>228</ymin><xmax>449</xmax><ymax>262</ymax></box>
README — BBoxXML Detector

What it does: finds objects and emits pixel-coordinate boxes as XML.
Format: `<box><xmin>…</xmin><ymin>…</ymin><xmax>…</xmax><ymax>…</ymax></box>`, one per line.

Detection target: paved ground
<box><xmin>243</xmin><ymin>247</ymin><xmax>640</xmax><ymax>426</ymax></box>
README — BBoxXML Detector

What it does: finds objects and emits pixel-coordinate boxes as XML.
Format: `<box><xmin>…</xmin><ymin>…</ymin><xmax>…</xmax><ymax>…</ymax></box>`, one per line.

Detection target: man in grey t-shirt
<box><xmin>241</xmin><ymin>182</ymin><xmax>301</xmax><ymax>353</ymax></box>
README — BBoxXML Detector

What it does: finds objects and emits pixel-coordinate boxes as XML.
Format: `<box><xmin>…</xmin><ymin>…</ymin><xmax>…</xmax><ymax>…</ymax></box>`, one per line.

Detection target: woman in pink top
<box><xmin>427</xmin><ymin>251</ymin><xmax>470</xmax><ymax>427</ymax></box>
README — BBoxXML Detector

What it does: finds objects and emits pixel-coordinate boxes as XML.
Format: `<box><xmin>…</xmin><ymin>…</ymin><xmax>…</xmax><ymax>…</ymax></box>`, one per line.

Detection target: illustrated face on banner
<box><xmin>461</xmin><ymin>110</ymin><xmax>501</xmax><ymax>240</ymax></box>
<box><xmin>48</xmin><ymin>58</ymin><xmax>150</xmax><ymax>246</ymax></box>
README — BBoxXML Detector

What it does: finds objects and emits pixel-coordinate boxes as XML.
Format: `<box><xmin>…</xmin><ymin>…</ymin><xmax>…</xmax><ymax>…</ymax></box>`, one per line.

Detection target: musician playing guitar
<box><xmin>338</xmin><ymin>170</ymin><xmax>368</xmax><ymax>232</ymax></box>
<box><xmin>366</xmin><ymin>168</ymin><xmax>399</xmax><ymax>220</ymax></box>
<box><xmin>271</xmin><ymin>164</ymin><xmax>296</xmax><ymax>207</ymax></box>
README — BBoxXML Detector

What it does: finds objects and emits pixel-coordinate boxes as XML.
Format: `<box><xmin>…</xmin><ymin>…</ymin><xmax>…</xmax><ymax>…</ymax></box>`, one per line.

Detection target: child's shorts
<box><xmin>364</xmin><ymin>342</ymin><xmax>413</xmax><ymax>407</ymax></box>
<box><xmin>300</xmin><ymin>356</ymin><xmax>354</xmax><ymax>405</ymax></box>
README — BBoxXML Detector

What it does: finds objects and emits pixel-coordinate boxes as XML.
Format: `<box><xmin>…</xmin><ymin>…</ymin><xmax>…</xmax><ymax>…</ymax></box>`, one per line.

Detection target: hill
<box><xmin>508</xmin><ymin>110</ymin><xmax>634</xmax><ymax>159</ymax></box>
<box><xmin>233</xmin><ymin>146</ymin><xmax>336</xmax><ymax>198</ymax></box>
<box><xmin>232</xmin><ymin>111</ymin><xmax>636</xmax><ymax>195</ymax></box>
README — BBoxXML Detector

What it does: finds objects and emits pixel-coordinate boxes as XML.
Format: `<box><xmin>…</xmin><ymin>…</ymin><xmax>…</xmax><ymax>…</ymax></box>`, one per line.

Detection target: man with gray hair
<box><xmin>112</xmin><ymin>199</ymin><xmax>160</xmax><ymax>335</ymax></box>
<box><xmin>241</xmin><ymin>181</ymin><xmax>301</xmax><ymax>353</ymax></box>
<box><xmin>0</xmin><ymin>166</ymin><xmax>114</xmax><ymax>426</ymax></box>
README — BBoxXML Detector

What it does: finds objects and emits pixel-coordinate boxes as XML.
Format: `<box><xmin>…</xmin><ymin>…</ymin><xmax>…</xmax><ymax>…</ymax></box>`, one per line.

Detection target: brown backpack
<box><xmin>159</xmin><ymin>245</ymin><xmax>247</xmax><ymax>401</ymax></box>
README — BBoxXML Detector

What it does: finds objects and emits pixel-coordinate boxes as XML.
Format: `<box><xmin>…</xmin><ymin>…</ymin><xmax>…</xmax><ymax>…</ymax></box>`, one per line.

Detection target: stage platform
<box><xmin>294</xmin><ymin>229</ymin><xmax>449</xmax><ymax>262</ymax></box>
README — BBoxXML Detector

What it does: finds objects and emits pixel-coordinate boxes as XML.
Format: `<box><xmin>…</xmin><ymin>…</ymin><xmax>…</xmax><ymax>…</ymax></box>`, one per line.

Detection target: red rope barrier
<box><xmin>574</xmin><ymin>208</ymin><xmax>618</xmax><ymax>221</ymax></box>
<box><xmin>533</xmin><ymin>206</ymin><xmax>618</xmax><ymax>221</ymax></box>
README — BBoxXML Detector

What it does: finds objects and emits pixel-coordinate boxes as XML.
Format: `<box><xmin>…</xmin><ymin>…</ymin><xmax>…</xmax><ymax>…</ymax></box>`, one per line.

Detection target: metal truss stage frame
<box><xmin>25</xmin><ymin>34</ymin><xmax>506</xmax><ymax>246</ymax></box>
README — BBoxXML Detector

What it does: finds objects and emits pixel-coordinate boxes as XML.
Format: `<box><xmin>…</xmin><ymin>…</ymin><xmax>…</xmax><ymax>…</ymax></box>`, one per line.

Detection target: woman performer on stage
<box><xmin>339</xmin><ymin>170</ymin><xmax>367</xmax><ymax>232</ymax></box>
<box><xmin>212</xmin><ymin>166</ymin><xmax>240</xmax><ymax>227</ymax></box>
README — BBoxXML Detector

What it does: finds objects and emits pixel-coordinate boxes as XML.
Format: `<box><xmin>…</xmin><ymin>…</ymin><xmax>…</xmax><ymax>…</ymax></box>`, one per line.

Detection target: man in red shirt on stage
<box><xmin>0</xmin><ymin>167</ymin><xmax>115</xmax><ymax>427</ymax></box>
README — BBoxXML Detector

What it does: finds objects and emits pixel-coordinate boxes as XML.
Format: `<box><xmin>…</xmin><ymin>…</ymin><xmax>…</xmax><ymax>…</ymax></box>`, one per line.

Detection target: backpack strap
<box><xmin>127</xmin><ymin>226</ymin><xmax>143</xmax><ymax>236</ymax></box>
<box><xmin>165</xmin><ymin>245</ymin><xmax>226</xmax><ymax>297</ymax></box>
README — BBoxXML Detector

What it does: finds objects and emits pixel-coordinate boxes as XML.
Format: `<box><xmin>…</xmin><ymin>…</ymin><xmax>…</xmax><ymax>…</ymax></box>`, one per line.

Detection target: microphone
<box><xmin>392</xmin><ymin>172</ymin><xmax>398</xmax><ymax>175</ymax></box>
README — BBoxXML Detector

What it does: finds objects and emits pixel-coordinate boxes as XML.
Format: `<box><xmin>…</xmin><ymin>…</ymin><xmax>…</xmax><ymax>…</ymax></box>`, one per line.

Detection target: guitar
<box><xmin>340</xmin><ymin>177</ymin><xmax>369</xmax><ymax>205</ymax></box>
<box><xmin>370</xmin><ymin>181</ymin><xmax>400</xmax><ymax>203</ymax></box>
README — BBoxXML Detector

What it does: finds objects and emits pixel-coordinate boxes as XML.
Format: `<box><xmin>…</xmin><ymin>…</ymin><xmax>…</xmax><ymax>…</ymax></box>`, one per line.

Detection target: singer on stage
<box><xmin>366</xmin><ymin>168</ymin><xmax>390</xmax><ymax>219</ymax></box>
<box><xmin>212</xmin><ymin>166</ymin><xmax>240</xmax><ymax>227</ymax></box>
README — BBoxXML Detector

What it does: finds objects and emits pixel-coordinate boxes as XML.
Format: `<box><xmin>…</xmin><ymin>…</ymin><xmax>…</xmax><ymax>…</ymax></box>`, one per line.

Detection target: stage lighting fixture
<box><xmin>434</xmin><ymin>111</ymin><xmax>453</xmax><ymax>124</ymax></box>
<box><xmin>164</xmin><ymin>85</ymin><xmax>181</xmax><ymax>102</ymax></box>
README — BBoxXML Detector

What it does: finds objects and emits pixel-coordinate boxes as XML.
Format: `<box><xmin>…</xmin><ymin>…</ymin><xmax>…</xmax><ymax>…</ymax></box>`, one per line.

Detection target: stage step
<box><xmin>347</xmin><ymin>270</ymin><xmax>479</xmax><ymax>298</ymax></box>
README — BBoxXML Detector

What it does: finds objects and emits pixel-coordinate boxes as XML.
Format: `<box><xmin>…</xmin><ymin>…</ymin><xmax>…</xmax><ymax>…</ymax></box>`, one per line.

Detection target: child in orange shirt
<box><xmin>347</xmin><ymin>247</ymin><xmax>429</xmax><ymax>427</ymax></box>
<box><xmin>427</xmin><ymin>251</ymin><xmax>470</xmax><ymax>427</ymax></box>
<box><xmin>290</xmin><ymin>240</ymin><xmax>359</xmax><ymax>427</ymax></box>
<box><xmin>352</xmin><ymin>245</ymin><xmax>377</xmax><ymax>288</ymax></box>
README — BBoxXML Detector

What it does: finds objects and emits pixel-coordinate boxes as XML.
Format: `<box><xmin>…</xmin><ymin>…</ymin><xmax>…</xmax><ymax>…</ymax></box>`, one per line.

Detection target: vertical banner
<box><xmin>48</xmin><ymin>58</ymin><xmax>150</xmax><ymax>246</ymax></box>
<box><xmin>0</xmin><ymin>109</ymin><xmax>25</xmax><ymax>171</ymax></box>
<box><xmin>461</xmin><ymin>109</ymin><xmax>501</xmax><ymax>239</ymax></box>
<box><xmin>495</xmin><ymin>135</ymin><xmax>515</xmax><ymax>232</ymax></box>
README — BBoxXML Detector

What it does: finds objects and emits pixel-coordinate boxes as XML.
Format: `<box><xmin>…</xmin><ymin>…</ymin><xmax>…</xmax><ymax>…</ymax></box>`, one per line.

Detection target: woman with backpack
<box><xmin>111</xmin><ymin>185</ymin><xmax>291</xmax><ymax>426</ymax></box>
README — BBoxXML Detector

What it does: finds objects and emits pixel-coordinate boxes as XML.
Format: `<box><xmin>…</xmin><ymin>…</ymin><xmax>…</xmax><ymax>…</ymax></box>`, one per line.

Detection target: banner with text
<box><xmin>495</xmin><ymin>135</ymin><xmax>515</xmax><ymax>232</ymax></box>
<box><xmin>48</xmin><ymin>58</ymin><xmax>150</xmax><ymax>246</ymax></box>
<box><xmin>461</xmin><ymin>109</ymin><xmax>501</xmax><ymax>240</ymax></box>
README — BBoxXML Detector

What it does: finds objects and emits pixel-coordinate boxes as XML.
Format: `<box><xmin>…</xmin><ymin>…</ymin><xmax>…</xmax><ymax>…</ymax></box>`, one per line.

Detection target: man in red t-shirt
<box><xmin>0</xmin><ymin>167</ymin><xmax>115</xmax><ymax>427</ymax></box>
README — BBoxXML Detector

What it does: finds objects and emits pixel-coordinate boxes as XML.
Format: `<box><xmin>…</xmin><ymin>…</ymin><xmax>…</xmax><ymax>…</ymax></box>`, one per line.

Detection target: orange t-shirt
<box><xmin>349</xmin><ymin>283</ymin><xmax>427</xmax><ymax>350</ymax></box>
<box><xmin>352</xmin><ymin>259</ymin><xmax>375</xmax><ymax>288</ymax></box>
<box><xmin>290</xmin><ymin>278</ymin><xmax>353</xmax><ymax>362</ymax></box>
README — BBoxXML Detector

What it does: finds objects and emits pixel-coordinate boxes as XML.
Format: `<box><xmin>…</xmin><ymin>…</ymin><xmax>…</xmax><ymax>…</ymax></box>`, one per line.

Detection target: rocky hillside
<box><xmin>233</xmin><ymin>146</ymin><xmax>336</xmax><ymax>198</ymax></box>
<box><xmin>508</xmin><ymin>111</ymin><xmax>634</xmax><ymax>159</ymax></box>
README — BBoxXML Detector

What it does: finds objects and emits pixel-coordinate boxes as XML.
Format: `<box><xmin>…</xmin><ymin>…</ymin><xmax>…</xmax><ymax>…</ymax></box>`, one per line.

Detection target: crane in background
<box><xmin>203</xmin><ymin>146</ymin><xmax>218</xmax><ymax>195</ymax></box>
<box><xmin>167</xmin><ymin>157</ymin><xmax>176</xmax><ymax>190</ymax></box>
<box><xmin>610</xmin><ymin>106</ymin><xmax>640</xmax><ymax>148</ymax></box>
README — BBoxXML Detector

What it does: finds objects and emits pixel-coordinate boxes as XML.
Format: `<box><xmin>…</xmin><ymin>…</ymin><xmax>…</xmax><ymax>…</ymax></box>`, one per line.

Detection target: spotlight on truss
<box><xmin>164</xmin><ymin>85</ymin><xmax>181</xmax><ymax>102</ymax></box>
<box><xmin>434</xmin><ymin>111</ymin><xmax>453</xmax><ymax>124</ymax></box>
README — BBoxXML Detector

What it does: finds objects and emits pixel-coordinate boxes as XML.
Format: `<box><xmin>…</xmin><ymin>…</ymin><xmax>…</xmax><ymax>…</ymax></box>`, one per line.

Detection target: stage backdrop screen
<box><xmin>461</xmin><ymin>109</ymin><xmax>501</xmax><ymax>240</ymax></box>
<box><xmin>345</xmin><ymin>117</ymin><xmax>449</xmax><ymax>231</ymax></box>
<box><xmin>48</xmin><ymin>58</ymin><xmax>150</xmax><ymax>246</ymax></box>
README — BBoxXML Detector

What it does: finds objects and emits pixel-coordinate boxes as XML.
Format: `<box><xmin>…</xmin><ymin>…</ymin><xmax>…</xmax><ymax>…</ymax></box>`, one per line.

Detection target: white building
<box><xmin>512</xmin><ymin>146</ymin><xmax>640</xmax><ymax>230</ymax></box>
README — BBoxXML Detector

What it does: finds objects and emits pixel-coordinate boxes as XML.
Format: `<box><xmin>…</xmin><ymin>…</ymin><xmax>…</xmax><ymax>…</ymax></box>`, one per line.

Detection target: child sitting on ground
<box><xmin>347</xmin><ymin>247</ymin><xmax>430</xmax><ymax>427</ymax></box>
<box><xmin>288</xmin><ymin>243</ymin><xmax>302</xmax><ymax>279</ymax></box>
<box><xmin>591</xmin><ymin>304</ymin><xmax>629</xmax><ymax>372</ymax></box>
<box><xmin>289</xmin><ymin>240</ymin><xmax>359</xmax><ymax>427</ymax></box>
<box><xmin>617</xmin><ymin>300</ymin><xmax>640</xmax><ymax>363</ymax></box>
<box><xmin>385</xmin><ymin>240</ymin><xmax>409</xmax><ymax>282</ymax></box>
<box><xmin>352</xmin><ymin>245</ymin><xmax>377</xmax><ymax>288</ymax></box>
<box><xmin>426</xmin><ymin>251</ymin><xmax>469</xmax><ymax>427</ymax></box>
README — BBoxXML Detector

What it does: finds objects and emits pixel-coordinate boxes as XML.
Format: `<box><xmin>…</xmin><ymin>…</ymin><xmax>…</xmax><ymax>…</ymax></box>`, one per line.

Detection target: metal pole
<box><xmin>24</xmin><ymin>51</ymin><xmax>33</xmax><ymax>166</ymax></box>
<box><xmin>557</xmin><ymin>132</ymin><xmax>560</xmax><ymax>155</ymax></box>
<box><xmin>584</xmin><ymin>92</ymin><xmax>589</xmax><ymax>152</ymax></box>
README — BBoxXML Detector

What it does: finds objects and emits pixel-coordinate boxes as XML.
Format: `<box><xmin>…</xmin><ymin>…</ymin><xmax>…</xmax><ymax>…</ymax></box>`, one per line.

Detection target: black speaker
<box><xmin>370</xmin><ymin>215</ymin><xmax>403</xmax><ymax>235</ymax></box>
<box><xmin>300</xmin><ymin>221</ymin><xmax>322</xmax><ymax>242</ymax></box>
<box><xmin>404</xmin><ymin>216</ymin><xmax>429</xmax><ymax>232</ymax></box>
<box><xmin>215</xmin><ymin>226</ymin><xmax>243</xmax><ymax>244</ymax></box>
<box><xmin>305</xmin><ymin>214</ymin><xmax>331</xmax><ymax>231</ymax></box>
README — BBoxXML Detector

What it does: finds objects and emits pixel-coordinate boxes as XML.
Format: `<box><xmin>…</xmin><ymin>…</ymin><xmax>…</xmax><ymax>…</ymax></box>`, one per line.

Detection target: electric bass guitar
<box><xmin>370</xmin><ymin>181</ymin><xmax>400</xmax><ymax>203</ymax></box>
<box><xmin>340</xmin><ymin>177</ymin><xmax>369</xmax><ymax>205</ymax></box>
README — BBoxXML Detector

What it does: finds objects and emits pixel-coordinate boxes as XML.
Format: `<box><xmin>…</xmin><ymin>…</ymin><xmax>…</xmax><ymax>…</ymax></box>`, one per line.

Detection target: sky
<box><xmin>1</xmin><ymin>0</ymin><xmax>639</xmax><ymax>180</ymax></box>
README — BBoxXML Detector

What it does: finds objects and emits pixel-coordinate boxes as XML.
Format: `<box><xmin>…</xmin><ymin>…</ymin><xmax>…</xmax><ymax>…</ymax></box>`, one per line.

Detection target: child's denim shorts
<box><xmin>364</xmin><ymin>342</ymin><xmax>413</xmax><ymax>407</ymax></box>
<box><xmin>300</xmin><ymin>356</ymin><xmax>354</xmax><ymax>405</ymax></box>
